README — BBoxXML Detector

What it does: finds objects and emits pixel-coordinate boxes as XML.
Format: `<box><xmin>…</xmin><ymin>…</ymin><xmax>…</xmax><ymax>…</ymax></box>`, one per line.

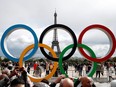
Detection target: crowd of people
<box><xmin>25</xmin><ymin>61</ymin><xmax>68</xmax><ymax>77</ymax></box>
<box><xmin>74</xmin><ymin>62</ymin><xmax>116</xmax><ymax>82</ymax></box>
<box><xmin>0</xmin><ymin>60</ymin><xmax>116</xmax><ymax>87</ymax></box>
<box><xmin>0</xmin><ymin>60</ymin><xmax>97</xmax><ymax>87</ymax></box>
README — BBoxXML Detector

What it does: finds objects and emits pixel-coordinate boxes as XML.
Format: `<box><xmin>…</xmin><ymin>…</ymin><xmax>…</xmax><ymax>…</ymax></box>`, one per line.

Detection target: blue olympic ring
<box><xmin>1</xmin><ymin>24</ymin><xmax>38</xmax><ymax>62</ymax></box>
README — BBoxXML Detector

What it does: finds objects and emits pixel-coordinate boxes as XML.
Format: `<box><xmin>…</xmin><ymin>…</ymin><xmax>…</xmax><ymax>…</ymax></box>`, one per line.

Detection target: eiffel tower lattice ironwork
<box><xmin>49</xmin><ymin>12</ymin><xmax>61</xmax><ymax>58</ymax></box>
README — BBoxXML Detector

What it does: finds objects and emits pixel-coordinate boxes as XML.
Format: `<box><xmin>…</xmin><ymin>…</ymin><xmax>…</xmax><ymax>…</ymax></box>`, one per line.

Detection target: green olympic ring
<box><xmin>59</xmin><ymin>44</ymin><xmax>97</xmax><ymax>83</ymax></box>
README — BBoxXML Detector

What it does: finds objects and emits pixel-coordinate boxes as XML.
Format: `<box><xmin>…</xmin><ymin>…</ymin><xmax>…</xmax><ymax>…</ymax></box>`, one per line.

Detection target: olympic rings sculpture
<box><xmin>1</xmin><ymin>24</ymin><xmax>116</xmax><ymax>82</ymax></box>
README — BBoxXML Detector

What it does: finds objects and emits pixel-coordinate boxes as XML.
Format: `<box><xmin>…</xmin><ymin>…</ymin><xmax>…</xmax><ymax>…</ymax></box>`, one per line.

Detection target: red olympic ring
<box><xmin>78</xmin><ymin>24</ymin><xmax>116</xmax><ymax>62</ymax></box>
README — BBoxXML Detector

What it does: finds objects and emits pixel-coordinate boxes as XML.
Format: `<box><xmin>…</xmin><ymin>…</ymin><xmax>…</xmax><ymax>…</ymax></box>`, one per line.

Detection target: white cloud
<box><xmin>89</xmin><ymin>44</ymin><xmax>110</xmax><ymax>57</ymax></box>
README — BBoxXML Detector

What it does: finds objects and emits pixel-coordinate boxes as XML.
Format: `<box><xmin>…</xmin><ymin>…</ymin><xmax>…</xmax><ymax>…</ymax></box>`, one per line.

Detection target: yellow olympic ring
<box><xmin>19</xmin><ymin>43</ymin><xmax>58</xmax><ymax>82</ymax></box>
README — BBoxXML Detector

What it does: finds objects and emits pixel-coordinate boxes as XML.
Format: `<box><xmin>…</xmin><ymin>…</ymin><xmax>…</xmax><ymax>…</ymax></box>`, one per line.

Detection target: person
<box><xmin>8</xmin><ymin>61</ymin><xmax>13</xmax><ymax>70</ymax></box>
<box><xmin>0</xmin><ymin>74</ymin><xmax>10</xmax><ymax>87</ymax></box>
<box><xmin>35</xmin><ymin>65</ymin><xmax>42</xmax><ymax>77</ymax></box>
<box><xmin>49</xmin><ymin>75</ymin><xmax>66</xmax><ymax>87</ymax></box>
<box><xmin>33</xmin><ymin>62</ymin><xmax>38</xmax><ymax>76</ymax></box>
<box><xmin>77</xmin><ymin>64</ymin><xmax>83</xmax><ymax>76</ymax></box>
<box><xmin>108</xmin><ymin>63</ymin><xmax>114</xmax><ymax>82</ymax></box>
<box><xmin>1</xmin><ymin>62</ymin><xmax>5</xmax><ymax>70</ymax></box>
<box><xmin>82</xmin><ymin>64</ymin><xmax>87</xmax><ymax>76</ymax></box>
<box><xmin>63</xmin><ymin>62</ymin><xmax>68</xmax><ymax>74</ymax></box>
<box><xmin>75</xmin><ymin>63</ymin><xmax>78</xmax><ymax>72</ymax></box>
<box><xmin>2</xmin><ymin>68</ymin><xmax>11</xmax><ymax>76</ymax></box>
<box><xmin>113</xmin><ymin>63</ymin><xmax>116</xmax><ymax>75</ymax></box>
<box><xmin>10</xmin><ymin>78</ymin><xmax>25</xmax><ymax>87</ymax></box>
<box><xmin>100</xmin><ymin>63</ymin><xmax>104</xmax><ymax>76</ymax></box>
<box><xmin>27</xmin><ymin>62</ymin><xmax>31</xmax><ymax>74</ymax></box>
<box><xmin>49</xmin><ymin>62</ymin><xmax>53</xmax><ymax>72</ymax></box>
<box><xmin>59</xmin><ymin>78</ymin><xmax>74</xmax><ymax>87</ymax></box>
<box><xmin>74</xmin><ymin>76</ymin><xmax>96</xmax><ymax>87</ymax></box>
<box><xmin>21</xmin><ymin>70</ymin><xmax>31</xmax><ymax>87</ymax></box>
<box><xmin>86</xmin><ymin>63</ymin><xmax>91</xmax><ymax>73</ymax></box>
<box><xmin>96</xmin><ymin>63</ymin><xmax>101</xmax><ymax>79</ymax></box>
<box><xmin>46</xmin><ymin>62</ymin><xmax>50</xmax><ymax>75</ymax></box>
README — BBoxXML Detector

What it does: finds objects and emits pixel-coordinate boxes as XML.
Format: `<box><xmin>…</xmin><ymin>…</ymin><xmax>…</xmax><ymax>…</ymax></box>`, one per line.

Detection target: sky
<box><xmin>0</xmin><ymin>0</ymin><xmax>116</xmax><ymax>60</ymax></box>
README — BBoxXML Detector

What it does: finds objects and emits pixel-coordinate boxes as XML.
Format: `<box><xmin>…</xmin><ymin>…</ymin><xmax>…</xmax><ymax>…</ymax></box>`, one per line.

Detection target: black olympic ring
<box><xmin>39</xmin><ymin>24</ymin><xmax>77</xmax><ymax>61</ymax></box>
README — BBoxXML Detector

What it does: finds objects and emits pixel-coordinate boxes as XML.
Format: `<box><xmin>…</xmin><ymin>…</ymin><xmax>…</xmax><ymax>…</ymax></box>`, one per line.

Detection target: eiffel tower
<box><xmin>49</xmin><ymin>11</ymin><xmax>61</xmax><ymax>58</ymax></box>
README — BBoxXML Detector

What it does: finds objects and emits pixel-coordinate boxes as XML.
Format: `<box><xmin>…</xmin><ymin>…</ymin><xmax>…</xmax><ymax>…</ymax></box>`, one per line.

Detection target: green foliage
<box><xmin>2</xmin><ymin>58</ymin><xmax>9</xmax><ymax>62</ymax></box>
